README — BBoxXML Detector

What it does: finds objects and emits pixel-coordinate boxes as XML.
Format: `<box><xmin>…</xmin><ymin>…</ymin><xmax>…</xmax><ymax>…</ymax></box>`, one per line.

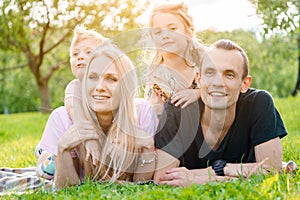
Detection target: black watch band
<box><xmin>212</xmin><ymin>159</ymin><xmax>227</xmax><ymax>176</ymax></box>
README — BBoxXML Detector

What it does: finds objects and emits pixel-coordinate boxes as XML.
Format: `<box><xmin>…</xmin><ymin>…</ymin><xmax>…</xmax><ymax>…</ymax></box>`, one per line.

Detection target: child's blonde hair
<box><xmin>70</xmin><ymin>25</ymin><xmax>107</xmax><ymax>56</ymax></box>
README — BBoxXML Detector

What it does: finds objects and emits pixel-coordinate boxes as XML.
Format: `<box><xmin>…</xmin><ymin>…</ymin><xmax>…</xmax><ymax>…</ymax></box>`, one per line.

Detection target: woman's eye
<box><xmin>88</xmin><ymin>74</ymin><xmax>98</xmax><ymax>80</ymax></box>
<box><xmin>108</xmin><ymin>77</ymin><xmax>118</xmax><ymax>82</ymax></box>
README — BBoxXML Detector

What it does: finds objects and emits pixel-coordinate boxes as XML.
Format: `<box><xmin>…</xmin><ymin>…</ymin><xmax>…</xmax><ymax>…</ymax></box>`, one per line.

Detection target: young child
<box><xmin>35</xmin><ymin>25</ymin><xmax>107</xmax><ymax>179</ymax></box>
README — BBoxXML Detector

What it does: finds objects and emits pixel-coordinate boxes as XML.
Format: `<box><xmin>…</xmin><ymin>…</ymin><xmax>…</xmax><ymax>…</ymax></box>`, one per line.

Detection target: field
<box><xmin>0</xmin><ymin>97</ymin><xmax>299</xmax><ymax>199</ymax></box>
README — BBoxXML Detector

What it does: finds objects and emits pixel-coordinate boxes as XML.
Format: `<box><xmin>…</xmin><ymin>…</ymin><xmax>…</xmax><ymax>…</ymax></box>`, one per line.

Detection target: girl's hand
<box><xmin>171</xmin><ymin>89</ymin><xmax>200</xmax><ymax>108</ymax></box>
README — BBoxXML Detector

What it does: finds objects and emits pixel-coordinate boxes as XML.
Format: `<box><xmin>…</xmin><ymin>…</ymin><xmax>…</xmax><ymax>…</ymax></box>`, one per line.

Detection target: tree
<box><xmin>249</xmin><ymin>0</ymin><xmax>299</xmax><ymax>96</ymax></box>
<box><xmin>0</xmin><ymin>0</ymin><xmax>148</xmax><ymax>113</ymax></box>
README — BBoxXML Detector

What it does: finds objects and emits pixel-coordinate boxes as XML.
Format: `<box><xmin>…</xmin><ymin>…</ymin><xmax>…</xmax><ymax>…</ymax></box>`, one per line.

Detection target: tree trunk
<box><xmin>37</xmin><ymin>80</ymin><xmax>52</xmax><ymax>113</ymax></box>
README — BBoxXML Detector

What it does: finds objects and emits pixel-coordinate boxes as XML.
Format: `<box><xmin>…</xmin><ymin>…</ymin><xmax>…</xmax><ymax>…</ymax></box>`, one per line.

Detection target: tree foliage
<box><xmin>0</xmin><ymin>0</ymin><xmax>148</xmax><ymax>113</ymax></box>
<box><xmin>249</xmin><ymin>0</ymin><xmax>300</xmax><ymax>96</ymax></box>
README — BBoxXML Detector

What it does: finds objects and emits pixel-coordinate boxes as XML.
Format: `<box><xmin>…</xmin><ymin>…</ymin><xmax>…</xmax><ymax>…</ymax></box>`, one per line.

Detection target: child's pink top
<box><xmin>38</xmin><ymin>98</ymin><xmax>158</xmax><ymax>155</ymax></box>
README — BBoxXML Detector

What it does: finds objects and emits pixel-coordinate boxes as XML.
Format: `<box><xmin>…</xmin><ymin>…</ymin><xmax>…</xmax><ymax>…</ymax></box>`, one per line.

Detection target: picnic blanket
<box><xmin>0</xmin><ymin>167</ymin><xmax>53</xmax><ymax>196</ymax></box>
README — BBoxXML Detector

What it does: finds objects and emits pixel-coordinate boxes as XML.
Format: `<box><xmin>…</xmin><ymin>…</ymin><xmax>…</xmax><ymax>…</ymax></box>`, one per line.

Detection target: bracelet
<box><xmin>139</xmin><ymin>151</ymin><xmax>157</xmax><ymax>166</ymax></box>
<box><xmin>212</xmin><ymin>159</ymin><xmax>227</xmax><ymax>176</ymax></box>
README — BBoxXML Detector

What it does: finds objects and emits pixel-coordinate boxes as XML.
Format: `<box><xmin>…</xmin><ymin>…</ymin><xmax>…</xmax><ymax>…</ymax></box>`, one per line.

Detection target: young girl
<box><xmin>144</xmin><ymin>2</ymin><xmax>205</xmax><ymax>117</ymax></box>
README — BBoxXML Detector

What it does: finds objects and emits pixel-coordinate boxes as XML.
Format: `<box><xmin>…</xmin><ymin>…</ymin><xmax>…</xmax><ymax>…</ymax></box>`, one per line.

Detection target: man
<box><xmin>154</xmin><ymin>39</ymin><xmax>287</xmax><ymax>186</ymax></box>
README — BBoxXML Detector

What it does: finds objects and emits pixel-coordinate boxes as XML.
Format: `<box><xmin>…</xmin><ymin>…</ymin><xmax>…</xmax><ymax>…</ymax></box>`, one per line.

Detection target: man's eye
<box><xmin>226</xmin><ymin>73</ymin><xmax>235</xmax><ymax>79</ymax></box>
<box><xmin>205</xmin><ymin>70</ymin><xmax>214</xmax><ymax>76</ymax></box>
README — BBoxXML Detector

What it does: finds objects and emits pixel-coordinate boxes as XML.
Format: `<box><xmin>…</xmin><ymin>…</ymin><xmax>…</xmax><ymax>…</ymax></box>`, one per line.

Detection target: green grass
<box><xmin>0</xmin><ymin>97</ymin><xmax>299</xmax><ymax>199</ymax></box>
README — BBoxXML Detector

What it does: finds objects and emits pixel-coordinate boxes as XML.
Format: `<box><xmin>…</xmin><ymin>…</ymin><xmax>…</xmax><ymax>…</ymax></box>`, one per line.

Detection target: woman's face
<box><xmin>86</xmin><ymin>55</ymin><xmax>121</xmax><ymax>115</ymax></box>
<box><xmin>151</xmin><ymin>12</ymin><xmax>189</xmax><ymax>56</ymax></box>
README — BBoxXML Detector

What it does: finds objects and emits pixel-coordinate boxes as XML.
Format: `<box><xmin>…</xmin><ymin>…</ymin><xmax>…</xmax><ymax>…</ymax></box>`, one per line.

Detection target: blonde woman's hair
<box><xmin>81</xmin><ymin>42</ymin><xmax>139</xmax><ymax>181</ymax></box>
<box><xmin>70</xmin><ymin>25</ymin><xmax>107</xmax><ymax>55</ymax></box>
<box><xmin>147</xmin><ymin>2</ymin><xmax>204</xmax><ymax>75</ymax></box>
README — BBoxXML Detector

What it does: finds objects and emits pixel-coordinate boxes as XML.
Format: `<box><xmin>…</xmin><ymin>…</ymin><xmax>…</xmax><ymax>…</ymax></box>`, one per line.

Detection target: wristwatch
<box><xmin>212</xmin><ymin>159</ymin><xmax>227</xmax><ymax>176</ymax></box>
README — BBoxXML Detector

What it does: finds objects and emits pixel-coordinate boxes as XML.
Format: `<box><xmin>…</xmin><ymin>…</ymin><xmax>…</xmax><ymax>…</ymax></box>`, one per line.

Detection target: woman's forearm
<box><xmin>54</xmin><ymin>150</ymin><xmax>80</xmax><ymax>189</ymax></box>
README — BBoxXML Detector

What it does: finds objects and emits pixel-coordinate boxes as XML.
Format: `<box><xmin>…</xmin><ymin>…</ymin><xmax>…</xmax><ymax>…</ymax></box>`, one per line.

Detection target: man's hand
<box><xmin>158</xmin><ymin>167</ymin><xmax>195</xmax><ymax>187</ymax></box>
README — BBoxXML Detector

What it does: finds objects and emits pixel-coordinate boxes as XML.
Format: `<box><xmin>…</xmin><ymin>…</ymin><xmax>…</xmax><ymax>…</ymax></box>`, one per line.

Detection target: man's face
<box><xmin>199</xmin><ymin>48</ymin><xmax>246</xmax><ymax>111</ymax></box>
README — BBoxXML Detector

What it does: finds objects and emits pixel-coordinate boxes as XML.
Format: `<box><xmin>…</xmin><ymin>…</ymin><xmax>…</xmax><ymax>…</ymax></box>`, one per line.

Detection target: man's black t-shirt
<box><xmin>155</xmin><ymin>89</ymin><xmax>287</xmax><ymax>169</ymax></box>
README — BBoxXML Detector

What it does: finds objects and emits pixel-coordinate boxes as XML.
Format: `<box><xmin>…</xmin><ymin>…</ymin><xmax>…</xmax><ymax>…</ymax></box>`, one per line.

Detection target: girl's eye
<box><xmin>169</xmin><ymin>26</ymin><xmax>177</xmax><ymax>31</ymax></box>
<box><xmin>86</xmin><ymin>49</ymin><xmax>93</xmax><ymax>55</ymax></box>
<box><xmin>153</xmin><ymin>29</ymin><xmax>161</xmax><ymax>35</ymax></box>
<box><xmin>72</xmin><ymin>52</ymin><xmax>78</xmax><ymax>57</ymax></box>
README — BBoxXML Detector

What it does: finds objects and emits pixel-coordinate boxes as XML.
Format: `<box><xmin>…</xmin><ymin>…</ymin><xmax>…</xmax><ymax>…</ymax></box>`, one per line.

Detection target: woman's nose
<box><xmin>95</xmin><ymin>78</ymin><xmax>107</xmax><ymax>92</ymax></box>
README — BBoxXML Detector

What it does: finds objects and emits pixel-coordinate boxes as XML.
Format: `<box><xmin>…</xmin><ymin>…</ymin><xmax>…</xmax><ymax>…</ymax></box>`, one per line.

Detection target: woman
<box><xmin>54</xmin><ymin>42</ymin><xmax>158</xmax><ymax>189</ymax></box>
<box><xmin>144</xmin><ymin>2</ymin><xmax>205</xmax><ymax>117</ymax></box>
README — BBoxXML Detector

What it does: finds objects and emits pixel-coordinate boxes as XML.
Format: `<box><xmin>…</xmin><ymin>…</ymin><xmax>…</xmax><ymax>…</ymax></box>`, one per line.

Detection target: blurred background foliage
<box><xmin>0</xmin><ymin>0</ymin><xmax>298</xmax><ymax>114</ymax></box>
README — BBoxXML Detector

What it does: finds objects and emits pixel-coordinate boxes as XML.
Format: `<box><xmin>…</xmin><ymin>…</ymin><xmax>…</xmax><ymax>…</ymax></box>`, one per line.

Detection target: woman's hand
<box><xmin>171</xmin><ymin>88</ymin><xmax>200</xmax><ymax>108</ymax></box>
<box><xmin>57</xmin><ymin>121</ymin><xmax>99</xmax><ymax>152</ymax></box>
<box><xmin>85</xmin><ymin>139</ymin><xmax>101</xmax><ymax>166</ymax></box>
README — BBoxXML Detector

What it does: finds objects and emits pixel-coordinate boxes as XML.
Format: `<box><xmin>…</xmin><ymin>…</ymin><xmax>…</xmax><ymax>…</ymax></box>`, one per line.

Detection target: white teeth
<box><xmin>93</xmin><ymin>95</ymin><xmax>109</xmax><ymax>100</ymax></box>
<box><xmin>210</xmin><ymin>92</ymin><xmax>226</xmax><ymax>96</ymax></box>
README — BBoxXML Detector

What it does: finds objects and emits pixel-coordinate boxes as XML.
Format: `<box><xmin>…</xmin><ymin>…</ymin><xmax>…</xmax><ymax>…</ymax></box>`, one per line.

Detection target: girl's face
<box><xmin>70</xmin><ymin>38</ymin><xmax>97</xmax><ymax>78</ymax></box>
<box><xmin>151</xmin><ymin>12</ymin><xmax>190</xmax><ymax>56</ymax></box>
<box><xmin>86</xmin><ymin>55</ymin><xmax>121</xmax><ymax>115</ymax></box>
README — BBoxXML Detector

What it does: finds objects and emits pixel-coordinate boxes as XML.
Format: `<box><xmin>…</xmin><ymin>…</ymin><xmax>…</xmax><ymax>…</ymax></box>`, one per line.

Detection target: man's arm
<box><xmin>254</xmin><ymin>137</ymin><xmax>282</xmax><ymax>170</ymax></box>
<box><xmin>153</xmin><ymin>149</ymin><xmax>180</xmax><ymax>182</ymax></box>
<box><xmin>222</xmin><ymin>138</ymin><xmax>282</xmax><ymax>178</ymax></box>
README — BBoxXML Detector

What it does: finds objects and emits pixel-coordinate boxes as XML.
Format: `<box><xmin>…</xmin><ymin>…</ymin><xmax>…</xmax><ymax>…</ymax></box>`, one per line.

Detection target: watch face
<box><xmin>212</xmin><ymin>159</ymin><xmax>226</xmax><ymax>176</ymax></box>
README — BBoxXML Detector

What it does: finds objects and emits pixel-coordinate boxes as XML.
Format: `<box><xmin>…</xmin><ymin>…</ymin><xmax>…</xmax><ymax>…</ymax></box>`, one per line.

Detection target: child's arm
<box><xmin>171</xmin><ymin>88</ymin><xmax>201</xmax><ymax>108</ymax></box>
<box><xmin>144</xmin><ymin>84</ymin><xmax>165</xmax><ymax>117</ymax></box>
<box><xmin>64</xmin><ymin>79</ymin><xmax>101</xmax><ymax>166</ymax></box>
<box><xmin>64</xmin><ymin>79</ymin><xmax>84</xmax><ymax>122</ymax></box>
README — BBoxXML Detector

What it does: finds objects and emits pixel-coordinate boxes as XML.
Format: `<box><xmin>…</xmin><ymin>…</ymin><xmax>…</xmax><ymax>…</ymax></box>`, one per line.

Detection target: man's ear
<box><xmin>241</xmin><ymin>75</ymin><xmax>252</xmax><ymax>93</ymax></box>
